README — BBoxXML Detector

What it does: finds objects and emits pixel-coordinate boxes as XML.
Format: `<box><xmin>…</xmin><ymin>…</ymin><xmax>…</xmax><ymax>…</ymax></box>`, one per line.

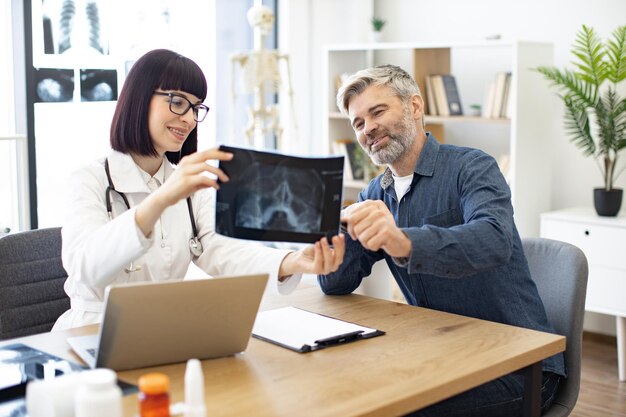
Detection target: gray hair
<box><xmin>336</xmin><ymin>64</ymin><xmax>421</xmax><ymax>115</ymax></box>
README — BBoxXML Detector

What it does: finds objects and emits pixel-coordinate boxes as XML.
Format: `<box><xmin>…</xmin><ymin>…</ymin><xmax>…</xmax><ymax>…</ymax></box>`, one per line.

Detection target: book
<box><xmin>500</xmin><ymin>73</ymin><xmax>512</xmax><ymax>118</ymax></box>
<box><xmin>333</xmin><ymin>138</ymin><xmax>355</xmax><ymax>181</ymax></box>
<box><xmin>491</xmin><ymin>71</ymin><xmax>510</xmax><ymax>118</ymax></box>
<box><xmin>424</xmin><ymin>75</ymin><xmax>438</xmax><ymax>115</ymax></box>
<box><xmin>430</xmin><ymin>75</ymin><xmax>450</xmax><ymax>117</ymax></box>
<box><xmin>482</xmin><ymin>81</ymin><xmax>496</xmax><ymax>118</ymax></box>
<box><xmin>441</xmin><ymin>75</ymin><xmax>463</xmax><ymax>116</ymax></box>
<box><xmin>503</xmin><ymin>74</ymin><xmax>515</xmax><ymax>119</ymax></box>
<box><xmin>344</xmin><ymin>141</ymin><xmax>366</xmax><ymax>180</ymax></box>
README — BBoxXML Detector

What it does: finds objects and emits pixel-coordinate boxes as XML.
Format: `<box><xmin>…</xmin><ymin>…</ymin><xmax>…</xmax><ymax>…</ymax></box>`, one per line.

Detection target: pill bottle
<box><xmin>138</xmin><ymin>372</ymin><xmax>171</xmax><ymax>417</ymax></box>
<box><xmin>74</xmin><ymin>368</ymin><xmax>122</xmax><ymax>417</ymax></box>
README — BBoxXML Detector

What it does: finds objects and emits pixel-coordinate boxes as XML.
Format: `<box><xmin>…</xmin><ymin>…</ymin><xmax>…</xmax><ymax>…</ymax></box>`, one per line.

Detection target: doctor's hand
<box><xmin>157</xmin><ymin>148</ymin><xmax>233</xmax><ymax>207</ymax></box>
<box><xmin>136</xmin><ymin>148</ymin><xmax>232</xmax><ymax>238</ymax></box>
<box><xmin>342</xmin><ymin>200</ymin><xmax>411</xmax><ymax>258</ymax></box>
<box><xmin>278</xmin><ymin>234</ymin><xmax>345</xmax><ymax>279</ymax></box>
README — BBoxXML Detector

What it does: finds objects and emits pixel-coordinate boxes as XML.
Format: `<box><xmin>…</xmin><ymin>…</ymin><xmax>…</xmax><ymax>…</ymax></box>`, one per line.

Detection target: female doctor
<box><xmin>53</xmin><ymin>49</ymin><xmax>345</xmax><ymax>330</ymax></box>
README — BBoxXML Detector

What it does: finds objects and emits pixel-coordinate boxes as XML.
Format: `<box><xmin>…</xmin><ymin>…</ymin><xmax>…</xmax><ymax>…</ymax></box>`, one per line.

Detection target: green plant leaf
<box><xmin>371</xmin><ymin>17</ymin><xmax>386</xmax><ymax>32</ymax></box>
<box><xmin>606</xmin><ymin>90</ymin><xmax>626</xmax><ymax>148</ymax></box>
<box><xmin>572</xmin><ymin>25</ymin><xmax>607</xmax><ymax>89</ymax></box>
<box><xmin>563</xmin><ymin>95</ymin><xmax>595</xmax><ymax>157</ymax></box>
<box><xmin>617</xmin><ymin>97</ymin><xmax>626</xmax><ymax>136</ymax></box>
<box><xmin>606</xmin><ymin>25</ymin><xmax>626</xmax><ymax>83</ymax></box>
<box><xmin>535</xmin><ymin>66</ymin><xmax>596</xmax><ymax>107</ymax></box>
<box><xmin>595</xmin><ymin>90</ymin><xmax>616</xmax><ymax>154</ymax></box>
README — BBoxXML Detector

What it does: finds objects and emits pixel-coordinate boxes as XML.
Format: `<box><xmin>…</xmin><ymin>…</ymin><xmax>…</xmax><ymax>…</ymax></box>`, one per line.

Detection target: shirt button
<box><xmin>161</xmin><ymin>243</ymin><xmax>165</xmax><ymax>248</ymax></box>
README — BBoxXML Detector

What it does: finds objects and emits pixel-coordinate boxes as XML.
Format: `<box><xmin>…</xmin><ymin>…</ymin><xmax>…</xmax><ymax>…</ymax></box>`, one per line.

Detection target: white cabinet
<box><xmin>541</xmin><ymin>207</ymin><xmax>626</xmax><ymax>381</ymax></box>
<box><xmin>323</xmin><ymin>41</ymin><xmax>555</xmax><ymax>238</ymax></box>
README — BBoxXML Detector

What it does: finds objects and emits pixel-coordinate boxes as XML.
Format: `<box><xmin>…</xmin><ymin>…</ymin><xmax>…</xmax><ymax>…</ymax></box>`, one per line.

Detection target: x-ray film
<box><xmin>216</xmin><ymin>146</ymin><xmax>344</xmax><ymax>243</ymax></box>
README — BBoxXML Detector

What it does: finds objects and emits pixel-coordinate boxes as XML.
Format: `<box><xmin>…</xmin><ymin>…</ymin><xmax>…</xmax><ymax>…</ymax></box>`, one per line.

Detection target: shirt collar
<box><xmin>380</xmin><ymin>132</ymin><xmax>439</xmax><ymax>190</ymax></box>
<box><xmin>107</xmin><ymin>151</ymin><xmax>171</xmax><ymax>193</ymax></box>
<box><xmin>137</xmin><ymin>159</ymin><xmax>166</xmax><ymax>187</ymax></box>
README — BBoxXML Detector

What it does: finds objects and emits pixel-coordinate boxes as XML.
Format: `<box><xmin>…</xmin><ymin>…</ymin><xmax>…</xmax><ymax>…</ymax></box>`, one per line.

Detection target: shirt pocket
<box><xmin>422</xmin><ymin>208</ymin><xmax>463</xmax><ymax>228</ymax></box>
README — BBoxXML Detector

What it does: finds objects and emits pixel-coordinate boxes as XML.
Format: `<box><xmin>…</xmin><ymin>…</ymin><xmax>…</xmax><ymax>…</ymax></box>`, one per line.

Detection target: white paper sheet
<box><xmin>252</xmin><ymin>306</ymin><xmax>379</xmax><ymax>351</ymax></box>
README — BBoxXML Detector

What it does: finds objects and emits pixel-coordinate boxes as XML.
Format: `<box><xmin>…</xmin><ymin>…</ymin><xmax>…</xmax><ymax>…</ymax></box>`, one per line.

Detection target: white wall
<box><xmin>286</xmin><ymin>0</ymin><xmax>626</xmax><ymax>335</ymax></box>
<box><xmin>279</xmin><ymin>0</ymin><xmax>374</xmax><ymax>156</ymax></box>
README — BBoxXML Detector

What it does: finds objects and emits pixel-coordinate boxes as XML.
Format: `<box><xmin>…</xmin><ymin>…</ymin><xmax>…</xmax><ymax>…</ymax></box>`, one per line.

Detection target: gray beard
<box><xmin>366</xmin><ymin>109</ymin><xmax>417</xmax><ymax>165</ymax></box>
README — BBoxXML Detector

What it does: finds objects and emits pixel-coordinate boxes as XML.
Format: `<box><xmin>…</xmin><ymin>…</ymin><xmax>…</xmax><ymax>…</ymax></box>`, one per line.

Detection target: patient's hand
<box><xmin>342</xmin><ymin>200</ymin><xmax>411</xmax><ymax>258</ymax></box>
<box><xmin>278</xmin><ymin>234</ymin><xmax>345</xmax><ymax>279</ymax></box>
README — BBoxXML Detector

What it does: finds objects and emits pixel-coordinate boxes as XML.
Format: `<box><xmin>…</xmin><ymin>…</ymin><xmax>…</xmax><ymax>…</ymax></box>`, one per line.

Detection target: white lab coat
<box><xmin>53</xmin><ymin>150</ymin><xmax>301</xmax><ymax>330</ymax></box>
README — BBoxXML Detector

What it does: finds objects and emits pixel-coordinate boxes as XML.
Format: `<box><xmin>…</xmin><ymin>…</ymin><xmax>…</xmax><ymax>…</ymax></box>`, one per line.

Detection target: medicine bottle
<box><xmin>74</xmin><ymin>368</ymin><xmax>123</xmax><ymax>417</ymax></box>
<box><xmin>139</xmin><ymin>372</ymin><xmax>171</xmax><ymax>417</ymax></box>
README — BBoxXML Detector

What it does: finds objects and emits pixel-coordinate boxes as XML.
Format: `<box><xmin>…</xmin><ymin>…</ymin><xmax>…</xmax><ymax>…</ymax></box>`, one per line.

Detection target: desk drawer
<box><xmin>586</xmin><ymin>265</ymin><xmax>626</xmax><ymax>316</ymax></box>
<box><xmin>541</xmin><ymin>219</ymin><xmax>626</xmax><ymax>269</ymax></box>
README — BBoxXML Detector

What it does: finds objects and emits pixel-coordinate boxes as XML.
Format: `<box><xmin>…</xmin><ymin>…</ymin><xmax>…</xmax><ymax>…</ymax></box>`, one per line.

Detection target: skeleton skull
<box><xmin>247</xmin><ymin>5</ymin><xmax>274</xmax><ymax>35</ymax></box>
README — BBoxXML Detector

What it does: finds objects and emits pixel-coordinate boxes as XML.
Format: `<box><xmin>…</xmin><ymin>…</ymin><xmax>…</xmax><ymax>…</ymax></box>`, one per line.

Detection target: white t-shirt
<box><xmin>393</xmin><ymin>173</ymin><xmax>414</xmax><ymax>201</ymax></box>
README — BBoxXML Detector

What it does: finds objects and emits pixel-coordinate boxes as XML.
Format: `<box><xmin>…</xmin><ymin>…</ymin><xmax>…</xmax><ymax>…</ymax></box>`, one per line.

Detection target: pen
<box><xmin>314</xmin><ymin>330</ymin><xmax>364</xmax><ymax>347</ymax></box>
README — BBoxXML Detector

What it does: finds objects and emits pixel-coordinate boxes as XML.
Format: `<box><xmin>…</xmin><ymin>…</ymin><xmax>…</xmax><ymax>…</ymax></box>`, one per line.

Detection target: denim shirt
<box><xmin>319</xmin><ymin>133</ymin><xmax>565</xmax><ymax>377</ymax></box>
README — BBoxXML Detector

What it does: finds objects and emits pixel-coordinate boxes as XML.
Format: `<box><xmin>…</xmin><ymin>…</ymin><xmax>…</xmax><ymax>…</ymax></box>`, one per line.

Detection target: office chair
<box><xmin>522</xmin><ymin>237</ymin><xmax>588</xmax><ymax>417</ymax></box>
<box><xmin>0</xmin><ymin>227</ymin><xmax>70</xmax><ymax>340</ymax></box>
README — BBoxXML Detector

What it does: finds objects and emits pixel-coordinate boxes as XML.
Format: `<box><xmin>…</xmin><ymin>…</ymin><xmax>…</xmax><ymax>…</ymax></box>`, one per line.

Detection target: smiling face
<box><xmin>148</xmin><ymin>90</ymin><xmax>200</xmax><ymax>156</ymax></box>
<box><xmin>347</xmin><ymin>84</ymin><xmax>423</xmax><ymax>166</ymax></box>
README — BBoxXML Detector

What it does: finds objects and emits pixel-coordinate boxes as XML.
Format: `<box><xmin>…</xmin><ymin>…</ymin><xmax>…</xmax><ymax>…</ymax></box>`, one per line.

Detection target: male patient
<box><xmin>318</xmin><ymin>64</ymin><xmax>564</xmax><ymax>417</ymax></box>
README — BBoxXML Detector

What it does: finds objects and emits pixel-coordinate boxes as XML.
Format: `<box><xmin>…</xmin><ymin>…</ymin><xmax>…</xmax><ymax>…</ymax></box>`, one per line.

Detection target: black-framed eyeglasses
<box><xmin>153</xmin><ymin>92</ymin><xmax>210</xmax><ymax>122</ymax></box>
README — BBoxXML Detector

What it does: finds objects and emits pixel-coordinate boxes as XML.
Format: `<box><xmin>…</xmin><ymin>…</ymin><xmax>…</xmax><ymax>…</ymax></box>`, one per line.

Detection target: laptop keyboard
<box><xmin>86</xmin><ymin>348</ymin><xmax>97</xmax><ymax>358</ymax></box>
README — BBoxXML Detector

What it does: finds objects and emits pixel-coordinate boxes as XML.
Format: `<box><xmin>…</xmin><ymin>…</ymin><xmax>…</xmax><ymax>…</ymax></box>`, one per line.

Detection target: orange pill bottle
<box><xmin>138</xmin><ymin>373</ymin><xmax>170</xmax><ymax>417</ymax></box>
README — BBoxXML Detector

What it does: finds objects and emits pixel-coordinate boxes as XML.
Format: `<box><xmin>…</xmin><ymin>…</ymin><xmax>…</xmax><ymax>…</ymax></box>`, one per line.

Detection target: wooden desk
<box><xmin>2</xmin><ymin>287</ymin><xmax>564</xmax><ymax>417</ymax></box>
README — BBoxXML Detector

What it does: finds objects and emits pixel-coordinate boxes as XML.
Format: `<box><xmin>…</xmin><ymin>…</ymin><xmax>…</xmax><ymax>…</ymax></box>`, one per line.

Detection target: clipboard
<box><xmin>252</xmin><ymin>306</ymin><xmax>385</xmax><ymax>353</ymax></box>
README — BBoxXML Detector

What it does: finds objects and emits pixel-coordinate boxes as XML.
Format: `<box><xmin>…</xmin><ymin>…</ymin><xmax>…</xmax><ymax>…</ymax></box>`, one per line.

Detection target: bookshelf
<box><xmin>323</xmin><ymin>41</ymin><xmax>554</xmax><ymax>238</ymax></box>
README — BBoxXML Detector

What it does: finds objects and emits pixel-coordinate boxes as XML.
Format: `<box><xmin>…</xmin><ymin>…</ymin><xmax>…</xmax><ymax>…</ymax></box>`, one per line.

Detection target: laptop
<box><xmin>67</xmin><ymin>274</ymin><xmax>269</xmax><ymax>371</ymax></box>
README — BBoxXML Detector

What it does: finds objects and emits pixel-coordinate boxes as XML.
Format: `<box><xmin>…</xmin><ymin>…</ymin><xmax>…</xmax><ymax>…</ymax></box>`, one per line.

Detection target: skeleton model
<box><xmin>230</xmin><ymin>5</ymin><xmax>296</xmax><ymax>149</ymax></box>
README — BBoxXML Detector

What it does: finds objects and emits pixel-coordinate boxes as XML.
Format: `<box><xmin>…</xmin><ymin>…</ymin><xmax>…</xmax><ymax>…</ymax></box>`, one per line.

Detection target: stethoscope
<box><xmin>104</xmin><ymin>158</ymin><xmax>204</xmax><ymax>273</ymax></box>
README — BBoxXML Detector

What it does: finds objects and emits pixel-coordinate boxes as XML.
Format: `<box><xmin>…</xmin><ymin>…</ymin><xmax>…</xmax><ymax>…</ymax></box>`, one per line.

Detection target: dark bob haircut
<box><xmin>110</xmin><ymin>49</ymin><xmax>207</xmax><ymax>164</ymax></box>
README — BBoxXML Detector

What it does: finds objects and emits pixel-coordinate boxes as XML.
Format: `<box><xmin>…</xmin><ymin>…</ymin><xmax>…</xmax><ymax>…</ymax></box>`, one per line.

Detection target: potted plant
<box><xmin>370</xmin><ymin>17</ymin><xmax>386</xmax><ymax>42</ymax></box>
<box><xmin>536</xmin><ymin>25</ymin><xmax>626</xmax><ymax>216</ymax></box>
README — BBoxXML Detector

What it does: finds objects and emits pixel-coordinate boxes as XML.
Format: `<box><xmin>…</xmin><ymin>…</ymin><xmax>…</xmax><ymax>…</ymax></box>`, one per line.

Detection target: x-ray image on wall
<box><xmin>41</xmin><ymin>0</ymin><xmax>109</xmax><ymax>55</ymax></box>
<box><xmin>34</xmin><ymin>68</ymin><xmax>74</xmax><ymax>102</ymax></box>
<box><xmin>80</xmin><ymin>69</ymin><xmax>117</xmax><ymax>101</ymax></box>
<box><xmin>215</xmin><ymin>146</ymin><xmax>344</xmax><ymax>244</ymax></box>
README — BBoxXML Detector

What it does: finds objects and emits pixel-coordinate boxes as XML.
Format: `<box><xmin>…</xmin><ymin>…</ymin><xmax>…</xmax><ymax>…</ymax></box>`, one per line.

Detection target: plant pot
<box><xmin>369</xmin><ymin>31</ymin><xmax>383</xmax><ymax>42</ymax></box>
<box><xmin>593</xmin><ymin>188</ymin><xmax>623</xmax><ymax>216</ymax></box>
